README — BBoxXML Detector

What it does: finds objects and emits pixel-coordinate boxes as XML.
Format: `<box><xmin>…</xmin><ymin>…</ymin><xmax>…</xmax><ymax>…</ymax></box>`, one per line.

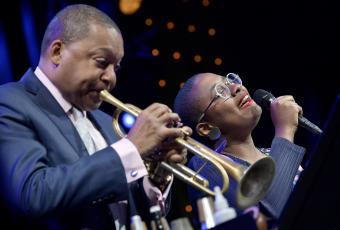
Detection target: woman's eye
<box><xmin>216</xmin><ymin>85</ymin><xmax>225</xmax><ymax>94</ymax></box>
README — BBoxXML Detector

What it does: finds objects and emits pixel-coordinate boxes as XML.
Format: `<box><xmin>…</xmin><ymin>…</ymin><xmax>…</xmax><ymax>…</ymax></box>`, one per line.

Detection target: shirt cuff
<box><xmin>143</xmin><ymin>176</ymin><xmax>174</xmax><ymax>214</ymax></box>
<box><xmin>111</xmin><ymin>138</ymin><xmax>148</xmax><ymax>183</ymax></box>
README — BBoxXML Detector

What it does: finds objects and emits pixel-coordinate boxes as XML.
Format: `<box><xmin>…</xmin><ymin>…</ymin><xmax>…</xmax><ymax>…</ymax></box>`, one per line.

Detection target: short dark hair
<box><xmin>174</xmin><ymin>73</ymin><xmax>219</xmax><ymax>147</ymax></box>
<box><xmin>173</xmin><ymin>74</ymin><xmax>203</xmax><ymax>130</ymax></box>
<box><xmin>40</xmin><ymin>4</ymin><xmax>120</xmax><ymax>57</ymax></box>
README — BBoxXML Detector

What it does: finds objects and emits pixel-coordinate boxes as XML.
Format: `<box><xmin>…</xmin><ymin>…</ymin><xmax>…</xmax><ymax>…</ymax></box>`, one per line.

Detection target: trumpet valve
<box><xmin>180</xmin><ymin>127</ymin><xmax>191</xmax><ymax>137</ymax></box>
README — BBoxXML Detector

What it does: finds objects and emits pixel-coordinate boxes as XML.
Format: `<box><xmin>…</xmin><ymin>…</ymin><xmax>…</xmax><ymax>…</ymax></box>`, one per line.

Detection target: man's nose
<box><xmin>101</xmin><ymin>65</ymin><xmax>116</xmax><ymax>89</ymax></box>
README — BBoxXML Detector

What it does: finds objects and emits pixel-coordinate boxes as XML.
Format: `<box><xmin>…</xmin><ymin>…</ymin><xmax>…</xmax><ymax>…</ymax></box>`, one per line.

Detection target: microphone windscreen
<box><xmin>253</xmin><ymin>89</ymin><xmax>275</xmax><ymax>109</ymax></box>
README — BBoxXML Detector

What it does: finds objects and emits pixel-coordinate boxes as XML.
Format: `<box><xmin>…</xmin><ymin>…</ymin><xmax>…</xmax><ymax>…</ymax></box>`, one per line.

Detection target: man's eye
<box><xmin>96</xmin><ymin>59</ymin><xmax>108</xmax><ymax>67</ymax></box>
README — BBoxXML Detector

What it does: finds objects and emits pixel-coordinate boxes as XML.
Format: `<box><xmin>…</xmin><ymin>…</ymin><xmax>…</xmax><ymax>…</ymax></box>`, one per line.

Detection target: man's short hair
<box><xmin>40</xmin><ymin>4</ymin><xmax>120</xmax><ymax>57</ymax></box>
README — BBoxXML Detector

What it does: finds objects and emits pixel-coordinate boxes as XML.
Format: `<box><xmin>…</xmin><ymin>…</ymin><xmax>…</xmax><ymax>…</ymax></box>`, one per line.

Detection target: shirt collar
<box><xmin>34</xmin><ymin>67</ymin><xmax>73</xmax><ymax>114</ymax></box>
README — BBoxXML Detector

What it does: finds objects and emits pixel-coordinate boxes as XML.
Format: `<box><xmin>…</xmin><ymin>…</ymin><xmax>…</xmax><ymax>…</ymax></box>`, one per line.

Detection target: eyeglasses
<box><xmin>197</xmin><ymin>73</ymin><xmax>242</xmax><ymax>123</ymax></box>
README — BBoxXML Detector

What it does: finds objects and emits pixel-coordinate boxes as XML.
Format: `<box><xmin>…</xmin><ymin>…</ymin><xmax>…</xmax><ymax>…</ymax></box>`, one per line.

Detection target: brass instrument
<box><xmin>100</xmin><ymin>90</ymin><xmax>275</xmax><ymax>209</ymax></box>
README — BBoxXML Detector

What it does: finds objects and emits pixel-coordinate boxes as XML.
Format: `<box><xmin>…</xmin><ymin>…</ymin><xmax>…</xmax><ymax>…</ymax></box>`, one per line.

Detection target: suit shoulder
<box><xmin>0</xmin><ymin>82</ymin><xmax>26</xmax><ymax>99</ymax></box>
<box><xmin>0</xmin><ymin>81</ymin><xmax>22</xmax><ymax>90</ymax></box>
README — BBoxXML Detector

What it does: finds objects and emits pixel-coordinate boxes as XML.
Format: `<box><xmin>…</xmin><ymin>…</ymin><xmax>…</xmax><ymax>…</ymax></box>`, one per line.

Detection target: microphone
<box><xmin>253</xmin><ymin>89</ymin><xmax>323</xmax><ymax>135</ymax></box>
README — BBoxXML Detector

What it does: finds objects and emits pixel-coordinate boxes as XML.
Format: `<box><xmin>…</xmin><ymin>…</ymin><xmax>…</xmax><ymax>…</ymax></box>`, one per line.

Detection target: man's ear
<box><xmin>196</xmin><ymin>122</ymin><xmax>221</xmax><ymax>141</ymax></box>
<box><xmin>48</xmin><ymin>40</ymin><xmax>63</xmax><ymax>66</ymax></box>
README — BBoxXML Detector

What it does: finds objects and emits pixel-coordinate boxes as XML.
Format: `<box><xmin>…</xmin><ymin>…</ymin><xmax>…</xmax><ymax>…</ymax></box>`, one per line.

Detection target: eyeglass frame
<box><xmin>196</xmin><ymin>73</ymin><xmax>242</xmax><ymax>124</ymax></box>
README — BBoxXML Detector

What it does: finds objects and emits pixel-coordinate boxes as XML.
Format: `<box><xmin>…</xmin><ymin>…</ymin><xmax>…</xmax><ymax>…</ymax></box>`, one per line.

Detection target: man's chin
<box><xmin>83</xmin><ymin>100</ymin><xmax>102</xmax><ymax>111</ymax></box>
<box><xmin>84</xmin><ymin>93</ymin><xmax>103</xmax><ymax>111</ymax></box>
<box><xmin>91</xmin><ymin>102</ymin><xmax>102</xmax><ymax>111</ymax></box>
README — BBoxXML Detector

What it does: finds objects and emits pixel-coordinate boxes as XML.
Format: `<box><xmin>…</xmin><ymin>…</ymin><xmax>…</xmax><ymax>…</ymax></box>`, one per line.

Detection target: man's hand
<box><xmin>155</xmin><ymin>126</ymin><xmax>192</xmax><ymax>165</ymax></box>
<box><xmin>126</xmin><ymin>103</ymin><xmax>184</xmax><ymax>157</ymax></box>
<box><xmin>143</xmin><ymin>126</ymin><xmax>192</xmax><ymax>192</ymax></box>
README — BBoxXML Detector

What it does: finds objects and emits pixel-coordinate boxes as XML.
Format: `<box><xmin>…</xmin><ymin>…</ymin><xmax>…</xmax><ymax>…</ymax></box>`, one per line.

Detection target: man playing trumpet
<box><xmin>0</xmin><ymin>4</ymin><xmax>189</xmax><ymax>229</ymax></box>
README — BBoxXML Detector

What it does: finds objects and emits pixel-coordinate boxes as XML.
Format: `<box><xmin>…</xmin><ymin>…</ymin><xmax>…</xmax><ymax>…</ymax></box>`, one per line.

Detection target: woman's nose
<box><xmin>229</xmin><ymin>83</ymin><xmax>242</xmax><ymax>96</ymax></box>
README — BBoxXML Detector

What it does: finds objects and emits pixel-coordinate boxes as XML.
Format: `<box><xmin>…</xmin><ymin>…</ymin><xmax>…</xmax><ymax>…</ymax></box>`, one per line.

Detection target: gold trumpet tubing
<box><xmin>174</xmin><ymin>137</ymin><xmax>229</xmax><ymax>194</ymax></box>
<box><xmin>185</xmin><ymin>137</ymin><xmax>245</xmax><ymax>181</ymax></box>
<box><xmin>170</xmin><ymin>163</ymin><xmax>209</xmax><ymax>187</ymax></box>
<box><xmin>99</xmin><ymin>90</ymin><xmax>230</xmax><ymax>196</ymax></box>
<box><xmin>158</xmin><ymin>162</ymin><xmax>215</xmax><ymax>196</ymax></box>
<box><xmin>100</xmin><ymin>90</ymin><xmax>141</xmax><ymax>116</ymax></box>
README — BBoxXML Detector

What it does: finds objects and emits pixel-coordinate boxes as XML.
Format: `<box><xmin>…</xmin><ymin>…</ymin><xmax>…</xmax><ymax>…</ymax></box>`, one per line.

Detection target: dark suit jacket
<box><xmin>0</xmin><ymin>69</ymin><xmax>151</xmax><ymax>229</ymax></box>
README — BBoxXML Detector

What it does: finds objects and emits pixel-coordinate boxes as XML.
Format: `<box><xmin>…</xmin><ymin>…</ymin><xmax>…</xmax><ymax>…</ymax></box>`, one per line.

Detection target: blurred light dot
<box><xmin>119</xmin><ymin>0</ymin><xmax>143</xmax><ymax>15</ymax></box>
<box><xmin>194</xmin><ymin>55</ymin><xmax>202</xmax><ymax>63</ymax></box>
<box><xmin>202</xmin><ymin>0</ymin><xmax>210</xmax><ymax>7</ymax></box>
<box><xmin>173</xmin><ymin>51</ymin><xmax>181</xmax><ymax>60</ymax></box>
<box><xmin>122</xmin><ymin>113</ymin><xmax>135</xmax><ymax>128</ymax></box>
<box><xmin>185</xmin><ymin>205</ymin><xmax>193</xmax><ymax>213</ymax></box>
<box><xmin>208</xmin><ymin>28</ymin><xmax>216</xmax><ymax>36</ymax></box>
<box><xmin>145</xmin><ymin>18</ymin><xmax>153</xmax><ymax>26</ymax></box>
<box><xmin>179</xmin><ymin>82</ymin><xmax>185</xmax><ymax>88</ymax></box>
<box><xmin>151</xmin><ymin>49</ymin><xmax>159</xmax><ymax>56</ymax></box>
<box><xmin>214</xmin><ymin>57</ymin><xmax>222</xmax><ymax>65</ymax></box>
<box><xmin>166</xmin><ymin>21</ymin><xmax>175</xmax><ymax>30</ymax></box>
<box><xmin>187</xmin><ymin>24</ymin><xmax>196</xmax><ymax>32</ymax></box>
<box><xmin>159</xmin><ymin>79</ymin><xmax>166</xmax><ymax>87</ymax></box>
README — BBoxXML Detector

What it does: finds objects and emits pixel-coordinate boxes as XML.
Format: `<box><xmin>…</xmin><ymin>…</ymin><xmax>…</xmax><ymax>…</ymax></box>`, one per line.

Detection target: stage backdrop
<box><xmin>0</xmin><ymin>0</ymin><xmax>339</xmax><ymax>225</ymax></box>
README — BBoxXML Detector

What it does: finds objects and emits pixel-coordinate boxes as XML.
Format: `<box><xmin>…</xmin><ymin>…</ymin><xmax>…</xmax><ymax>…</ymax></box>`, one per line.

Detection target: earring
<box><xmin>207</xmin><ymin>126</ymin><xmax>221</xmax><ymax>141</ymax></box>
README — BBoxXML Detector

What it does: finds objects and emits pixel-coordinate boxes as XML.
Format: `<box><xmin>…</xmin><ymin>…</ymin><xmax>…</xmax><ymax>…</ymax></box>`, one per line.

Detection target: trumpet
<box><xmin>100</xmin><ymin>90</ymin><xmax>275</xmax><ymax>209</ymax></box>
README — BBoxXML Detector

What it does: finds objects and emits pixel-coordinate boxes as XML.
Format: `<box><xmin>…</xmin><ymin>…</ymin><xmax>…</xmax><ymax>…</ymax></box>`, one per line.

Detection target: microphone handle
<box><xmin>298</xmin><ymin>116</ymin><xmax>323</xmax><ymax>135</ymax></box>
<box><xmin>269</xmin><ymin>97</ymin><xmax>323</xmax><ymax>135</ymax></box>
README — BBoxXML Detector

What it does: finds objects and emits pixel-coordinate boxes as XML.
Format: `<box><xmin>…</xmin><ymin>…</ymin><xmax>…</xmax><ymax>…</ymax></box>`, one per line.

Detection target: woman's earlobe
<box><xmin>196</xmin><ymin>123</ymin><xmax>210</xmax><ymax>137</ymax></box>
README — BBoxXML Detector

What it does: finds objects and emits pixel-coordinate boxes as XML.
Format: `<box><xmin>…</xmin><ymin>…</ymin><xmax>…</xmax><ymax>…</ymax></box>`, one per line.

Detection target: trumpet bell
<box><xmin>237</xmin><ymin>156</ymin><xmax>276</xmax><ymax>209</ymax></box>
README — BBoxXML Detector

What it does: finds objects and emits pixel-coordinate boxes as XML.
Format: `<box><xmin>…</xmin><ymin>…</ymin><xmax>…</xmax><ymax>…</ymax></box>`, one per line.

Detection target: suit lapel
<box><xmin>21</xmin><ymin>69</ymin><xmax>88</xmax><ymax>157</ymax></box>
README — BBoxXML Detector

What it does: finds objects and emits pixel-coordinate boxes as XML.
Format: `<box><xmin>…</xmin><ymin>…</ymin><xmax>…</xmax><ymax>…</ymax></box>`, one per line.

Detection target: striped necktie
<box><xmin>72</xmin><ymin>107</ymin><xmax>96</xmax><ymax>155</ymax></box>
